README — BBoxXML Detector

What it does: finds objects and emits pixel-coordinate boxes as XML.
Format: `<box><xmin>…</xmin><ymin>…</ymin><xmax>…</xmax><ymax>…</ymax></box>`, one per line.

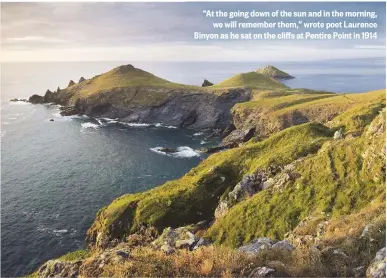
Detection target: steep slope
<box><xmin>28</xmin><ymin>65</ymin><xmax>250</xmax><ymax>129</ymax></box>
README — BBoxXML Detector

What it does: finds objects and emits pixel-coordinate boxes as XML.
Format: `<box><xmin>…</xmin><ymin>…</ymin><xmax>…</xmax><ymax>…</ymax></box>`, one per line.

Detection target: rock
<box><xmin>60</xmin><ymin>106</ymin><xmax>79</xmax><ymax>116</ymax></box>
<box><xmin>161</xmin><ymin>244</ymin><xmax>175</xmax><ymax>255</ymax></box>
<box><xmin>360</xmin><ymin>224</ymin><xmax>378</xmax><ymax>241</ymax></box>
<box><xmin>320</xmin><ymin>246</ymin><xmax>349</xmax><ymax>265</ymax></box>
<box><xmin>152</xmin><ymin>227</ymin><xmax>198</xmax><ymax>251</ymax></box>
<box><xmin>200</xmin><ymin>145</ymin><xmax>228</xmax><ymax>154</ymax></box>
<box><xmin>334</xmin><ymin>128</ymin><xmax>344</xmax><ymax>140</ymax></box>
<box><xmin>271</xmin><ymin>240</ymin><xmax>295</xmax><ymax>252</ymax></box>
<box><xmin>49</xmin><ymin>119</ymin><xmax>54</xmax><ymax>122</ymax></box>
<box><xmin>229</xmin><ymin>173</ymin><xmax>265</xmax><ymax>201</ymax></box>
<box><xmin>56</xmin><ymin>86</ymin><xmax>61</xmax><ymax>92</ymax></box>
<box><xmin>68</xmin><ymin>80</ymin><xmax>76</xmax><ymax>87</ymax></box>
<box><xmin>248</xmin><ymin>266</ymin><xmax>276</xmax><ymax>277</ymax></box>
<box><xmin>221</xmin><ymin>123</ymin><xmax>236</xmax><ymax>138</ymax></box>
<box><xmin>159</xmin><ymin>147</ymin><xmax>178</xmax><ymax>154</ymax></box>
<box><xmin>192</xmin><ymin>237</ymin><xmax>211</xmax><ymax>250</ymax></box>
<box><xmin>366</xmin><ymin>248</ymin><xmax>386</xmax><ymax>278</ymax></box>
<box><xmin>201</xmin><ymin>79</ymin><xmax>214</xmax><ymax>87</ymax></box>
<box><xmin>79</xmin><ymin>77</ymin><xmax>86</xmax><ymax>83</ymax></box>
<box><xmin>238</xmin><ymin>238</ymin><xmax>275</xmax><ymax>255</ymax></box>
<box><xmin>115</xmin><ymin>250</ymin><xmax>129</xmax><ymax>259</ymax></box>
<box><xmin>28</xmin><ymin>94</ymin><xmax>45</xmax><ymax>104</ymax></box>
<box><xmin>214</xmin><ymin>201</ymin><xmax>230</xmax><ymax>219</ymax></box>
<box><xmin>38</xmin><ymin>260</ymin><xmax>82</xmax><ymax>278</ymax></box>
<box><xmin>10</xmin><ymin>98</ymin><xmax>28</xmax><ymax>102</ymax></box>
<box><xmin>222</xmin><ymin>127</ymin><xmax>256</xmax><ymax>147</ymax></box>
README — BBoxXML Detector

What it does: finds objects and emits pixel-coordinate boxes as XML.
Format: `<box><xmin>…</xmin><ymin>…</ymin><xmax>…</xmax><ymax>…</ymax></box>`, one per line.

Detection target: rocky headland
<box><xmin>28</xmin><ymin>65</ymin><xmax>386</xmax><ymax>277</ymax></box>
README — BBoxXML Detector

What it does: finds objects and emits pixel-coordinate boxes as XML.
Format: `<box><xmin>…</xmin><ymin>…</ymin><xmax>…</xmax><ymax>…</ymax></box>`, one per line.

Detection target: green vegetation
<box><xmin>58</xmin><ymin>250</ymin><xmax>90</xmax><ymax>262</ymax></box>
<box><xmin>206</xmin><ymin>103</ymin><xmax>385</xmax><ymax>247</ymax></box>
<box><xmin>212</xmin><ymin>72</ymin><xmax>288</xmax><ymax>89</ymax></box>
<box><xmin>87</xmin><ymin>123</ymin><xmax>332</xmax><ymax>244</ymax></box>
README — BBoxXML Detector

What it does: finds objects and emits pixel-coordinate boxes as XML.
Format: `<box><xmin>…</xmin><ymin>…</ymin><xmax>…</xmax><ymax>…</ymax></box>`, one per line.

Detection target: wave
<box><xmin>193</xmin><ymin>132</ymin><xmax>204</xmax><ymax>136</ymax></box>
<box><xmin>81</xmin><ymin>122</ymin><xmax>99</xmax><ymax>129</ymax></box>
<box><xmin>150</xmin><ymin>146</ymin><xmax>200</xmax><ymax>158</ymax></box>
<box><xmin>9</xmin><ymin>101</ymin><xmax>30</xmax><ymax>105</ymax></box>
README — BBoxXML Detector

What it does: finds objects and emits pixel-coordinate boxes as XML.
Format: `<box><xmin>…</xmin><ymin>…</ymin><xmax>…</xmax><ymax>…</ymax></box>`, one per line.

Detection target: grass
<box><xmin>231</xmin><ymin>89</ymin><xmax>385</xmax><ymax>135</ymax></box>
<box><xmin>87</xmin><ymin>123</ymin><xmax>332</xmax><ymax>246</ymax></box>
<box><xmin>211</xmin><ymin>72</ymin><xmax>288</xmax><ymax>89</ymax></box>
<box><xmin>206</xmin><ymin>107</ymin><xmax>385</xmax><ymax>247</ymax></box>
<box><xmin>58</xmin><ymin>250</ymin><xmax>90</xmax><ymax>261</ymax></box>
<box><xmin>256</xmin><ymin>65</ymin><xmax>294</xmax><ymax>79</ymax></box>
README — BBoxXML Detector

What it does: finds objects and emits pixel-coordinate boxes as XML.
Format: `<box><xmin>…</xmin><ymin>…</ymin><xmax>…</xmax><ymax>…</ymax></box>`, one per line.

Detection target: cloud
<box><xmin>5</xmin><ymin>36</ymin><xmax>68</xmax><ymax>43</ymax></box>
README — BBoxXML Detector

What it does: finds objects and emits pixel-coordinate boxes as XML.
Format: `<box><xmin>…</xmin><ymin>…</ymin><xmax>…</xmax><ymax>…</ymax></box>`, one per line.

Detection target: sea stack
<box><xmin>202</xmin><ymin>79</ymin><xmax>214</xmax><ymax>87</ymax></box>
<box><xmin>256</xmin><ymin>65</ymin><xmax>295</xmax><ymax>80</ymax></box>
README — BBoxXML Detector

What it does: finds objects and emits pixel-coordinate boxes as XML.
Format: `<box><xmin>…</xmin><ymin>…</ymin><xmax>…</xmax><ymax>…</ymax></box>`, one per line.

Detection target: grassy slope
<box><xmin>87</xmin><ymin>123</ymin><xmax>332</xmax><ymax>244</ymax></box>
<box><xmin>231</xmin><ymin>89</ymin><xmax>385</xmax><ymax>135</ymax></box>
<box><xmin>206</xmin><ymin>100</ymin><xmax>385</xmax><ymax>247</ymax></box>
<box><xmin>211</xmin><ymin>72</ymin><xmax>289</xmax><ymax>89</ymax></box>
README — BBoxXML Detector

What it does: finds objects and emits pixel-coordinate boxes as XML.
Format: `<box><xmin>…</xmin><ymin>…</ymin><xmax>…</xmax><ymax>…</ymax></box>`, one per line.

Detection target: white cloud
<box><xmin>5</xmin><ymin>36</ymin><xmax>68</xmax><ymax>44</ymax></box>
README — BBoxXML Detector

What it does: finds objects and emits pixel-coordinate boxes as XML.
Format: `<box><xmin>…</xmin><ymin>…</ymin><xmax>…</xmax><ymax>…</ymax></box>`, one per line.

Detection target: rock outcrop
<box><xmin>238</xmin><ymin>238</ymin><xmax>295</xmax><ymax>255</ymax></box>
<box><xmin>256</xmin><ymin>65</ymin><xmax>294</xmax><ymax>80</ymax></box>
<box><xmin>366</xmin><ymin>248</ymin><xmax>386</xmax><ymax>278</ymax></box>
<box><xmin>202</xmin><ymin>79</ymin><xmax>214</xmax><ymax>87</ymax></box>
<box><xmin>79</xmin><ymin>77</ymin><xmax>86</xmax><ymax>83</ymax></box>
<box><xmin>68</xmin><ymin>80</ymin><xmax>76</xmax><ymax>87</ymax></box>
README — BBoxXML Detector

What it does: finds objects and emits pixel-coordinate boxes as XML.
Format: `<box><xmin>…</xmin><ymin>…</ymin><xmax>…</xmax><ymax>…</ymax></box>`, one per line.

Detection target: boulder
<box><xmin>68</xmin><ymin>80</ymin><xmax>76</xmax><ymax>87</ymax></box>
<box><xmin>366</xmin><ymin>247</ymin><xmax>386</xmax><ymax>278</ymax></box>
<box><xmin>214</xmin><ymin>201</ymin><xmax>230</xmax><ymax>219</ymax></box>
<box><xmin>229</xmin><ymin>173</ymin><xmax>265</xmax><ymax>201</ymax></box>
<box><xmin>222</xmin><ymin>127</ymin><xmax>255</xmax><ymax>147</ymax></box>
<box><xmin>271</xmin><ymin>240</ymin><xmax>295</xmax><ymax>252</ymax></box>
<box><xmin>79</xmin><ymin>77</ymin><xmax>86</xmax><ymax>83</ymax></box>
<box><xmin>38</xmin><ymin>260</ymin><xmax>82</xmax><ymax>278</ymax></box>
<box><xmin>152</xmin><ymin>227</ymin><xmax>199</xmax><ymax>251</ymax></box>
<box><xmin>334</xmin><ymin>128</ymin><xmax>344</xmax><ymax>140</ymax></box>
<box><xmin>238</xmin><ymin>238</ymin><xmax>276</xmax><ymax>254</ymax></box>
<box><xmin>192</xmin><ymin>237</ymin><xmax>211</xmax><ymax>250</ymax></box>
<box><xmin>201</xmin><ymin>79</ymin><xmax>214</xmax><ymax>87</ymax></box>
<box><xmin>248</xmin><ymin>266</ymin><xmax>276</xmax><ymax>277</ymax></box>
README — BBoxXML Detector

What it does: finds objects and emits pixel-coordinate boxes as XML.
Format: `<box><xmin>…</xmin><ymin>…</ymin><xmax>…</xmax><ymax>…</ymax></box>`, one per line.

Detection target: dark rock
<box><xmin>221</xmin><ymin>123</ymin><xmax>236</xmax><ymax>138</ymax></box>
<box><xmin>10</xmin><ymin>98</ymin><xmax>28</xmax><ymax>102</ymax></box>
<box><xmin>68</xmin><ymin>80</ymin><xmax>76</xmax><ymax>87</ymax></box>
<box><xmin>115</xmin><ymin>250</ymin><xmax>129</xmax><ymax>259</ymax></box>
<box><xmin>159</xmin><ymin>147</ymin><xmax>177</xmax><ymax>154</ymax></box>
<box><xmin>201</xmin><ymin>79</ymin><xmax>214</xmax><ymax>87</ymax></box>
<box><xmin>192</xmin><ymin>238</ymin><xmax>211</xmax><ymax>250</ymax></box>
<box><xmin>57</xmin><ymin>86</ymin><xmax>61</xmax><ymax>92</ymax></box>
<box><xmin>49</xmin><ymin>119</ymin><xmax>54</xmax><ymax>122</ymax></box>
<box><xmin>28</xmin><ymin>94</ymin><xmax>45</xmax><ymax>104</ymax></box>
<box><xmin>60</xmin><ymin>106</ymin><xmax>79</xmax><ymax>116</ymax></box>
<box><xmin>353</xmin><ymin>266</ymin><xmax>366</xmax><ymax>277</ymax></box>
<box><xmin>79</xmin><ymin>77</ymin><xmax>86</xmax><ymax>83</ymax></box>
<box><xmin>222</xmin><ymin>127</ymin><xmax>255</xmax><ymax>147</ymax></box>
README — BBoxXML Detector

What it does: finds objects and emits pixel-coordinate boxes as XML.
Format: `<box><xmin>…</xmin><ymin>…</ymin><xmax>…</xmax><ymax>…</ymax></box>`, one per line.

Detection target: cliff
<box><xmin>28</xmin><ymin>66</ymin><xmax>386</xmax><ymax>277</ymax></box>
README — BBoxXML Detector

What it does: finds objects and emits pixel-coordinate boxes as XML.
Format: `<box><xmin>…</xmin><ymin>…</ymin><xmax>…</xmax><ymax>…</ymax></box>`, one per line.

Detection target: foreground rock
<box><xmin>38</xmin><ymin>260</ymin><xmax>82</xmax><ymax>277</ymax></box>
<box><xmin>366</xmin><ymin>247</ymin><xmax>386</xmax><ymax>278</ymax></box>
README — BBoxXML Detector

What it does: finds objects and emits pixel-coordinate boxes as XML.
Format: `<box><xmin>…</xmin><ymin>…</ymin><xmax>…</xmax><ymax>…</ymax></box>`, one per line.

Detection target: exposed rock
<box><xmin>333</xmin><ymin>127</ymin><xmax>344</xmax><ymax>140</ymax></box>
<box><xmin>229</xmin><ymin>173</ymin><xmax>266</xmax><ymax>201</ymax></box>
<box><xmin>152</xmin><ymin>227</ymin><xmax>198</xmax><ymax>252</ymax></box>
<box><xmin>221</xmin><ymin>123</ymin><xmax>236</xmax><ymax>138</ymax></box>
<box><xmin>10</xmin><ymin>98</ymin><xmax>28</xmax><ymax>102</ymax></box>
<box><xmin>79</xmin><ymin>77</ymin><xmax>86</xmax><ymax>83</ymax></box>
<box><xmin>238</xmin><ymin>238</ymin><xmax>276</xmax><ymax>255</ymax></box>
<box><xmin>360</xmin><ymin>224</ymin><xmax>378</xmax><ymax>241</ymax></box>
<box><xmin>214</xmin><ymin>201</ymin><xmax>230</xmax><ymax>219</ymax></box>
<box><xmin>29</xmin><ymin>94</ymin><xmax>45</xmax><ymax>104</ymax></box>
<box><xmin>201</xmin><ymin>79</ymin><xmax>214</xmax><ymax>87</ymax></box>
<box><xmin>366</xmin><ymin>247</ymin><xmax>386</xmax><ymax>278</ymax></box>
<box><xmin>160</xmin><ymin>244</ymin><xmax>174</xmax><ymax>255</ymax></box>
<box><xmin>192</xmin><ymin>237</ymin><xmax>211</xmax><ymax>250</ymax></box>
<box><xmin>68</xmin><ymin>80</ymin><xmax>76</xmax><ymax>87</ymax></box>
<box><xmin>56</xmin><ymin>86</ymin><xmax>61</xmax><ymax>92</ymax></box>
<box><xmin>60</xmin><ymin>106</ymin><xmax>79</xmax><ymax>116</ymax></box>
<box><xmin>248</xmin><ymin>266</ymin><xmax>276</xmax><ymax>277</ymax></box>
<box><xmin>271</xmin><ymin>240</ymin><xmax>295</xmax><ymax>252</ymax></box>
<box><xmin>49</xmin><ymin>119</ymin><xmax>54</xmax><ymax>122</ymax></box>
<box><xmin>222</xmin><ymin>127</ymin><xmax>255</xmax><ymax>147</ymax></box>
<box><xmin>38</xmin><ymin>259</ymin><xmax>82</xmax><ymax>277</ymax></box>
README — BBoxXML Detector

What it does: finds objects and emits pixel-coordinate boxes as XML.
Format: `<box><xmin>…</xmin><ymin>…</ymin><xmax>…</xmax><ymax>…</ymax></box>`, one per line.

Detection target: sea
<box><xmin>1</xmin><ymin>58</ymin><xmax>385</xmax><ymax>277</ymax></box>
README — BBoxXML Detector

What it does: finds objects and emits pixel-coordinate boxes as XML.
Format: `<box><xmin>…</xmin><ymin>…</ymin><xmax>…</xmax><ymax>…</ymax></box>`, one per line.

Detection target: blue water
<box><xmin>1</xmin><ymin>58</ymin><xmax>385</xmax><ymax>277</ymax></box>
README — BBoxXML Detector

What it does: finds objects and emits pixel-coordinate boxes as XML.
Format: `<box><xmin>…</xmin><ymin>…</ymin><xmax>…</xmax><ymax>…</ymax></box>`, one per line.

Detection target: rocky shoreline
<box><xmin>26</xmin><ymin>65</ymin><xmax>386</xmax><ymax>277</ymax></box>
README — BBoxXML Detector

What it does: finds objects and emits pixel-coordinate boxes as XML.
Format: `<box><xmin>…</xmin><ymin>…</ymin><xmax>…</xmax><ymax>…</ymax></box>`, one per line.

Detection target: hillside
<box><xmin>256</xmin><ymin>65</ymin><xmax>295</xmax><ymax>80</ymax></box>
<box><xmin>31</xmin><ymin>88</ymin><xmax>385</xmax><ymax>278</ymax></box>
<box><xmin>212</xmin><ymin>71</ymin><xmax>289</xmax><ymax>89</ymax></box>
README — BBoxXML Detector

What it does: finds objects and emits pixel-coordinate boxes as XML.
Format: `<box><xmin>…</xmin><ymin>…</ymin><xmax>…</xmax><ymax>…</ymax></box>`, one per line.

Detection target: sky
<box><xmin>1</xmin><ymin>2</ymin><xmax>386</xmax><ymax>62</ymax></box>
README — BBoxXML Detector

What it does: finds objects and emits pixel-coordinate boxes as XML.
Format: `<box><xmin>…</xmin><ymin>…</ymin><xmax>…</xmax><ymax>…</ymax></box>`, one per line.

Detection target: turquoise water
<box><xmin>1</xmin><ymin>59</ymin><xmax>385</xmax><ymax>277</ymax></box>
